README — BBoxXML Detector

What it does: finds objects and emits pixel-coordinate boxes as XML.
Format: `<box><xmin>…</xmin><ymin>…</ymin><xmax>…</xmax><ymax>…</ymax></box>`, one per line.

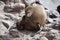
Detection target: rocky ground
<box><xmin>0</xmin><ymin>0</ymin><xmax>60</xmax><ymax>40</ymax></box>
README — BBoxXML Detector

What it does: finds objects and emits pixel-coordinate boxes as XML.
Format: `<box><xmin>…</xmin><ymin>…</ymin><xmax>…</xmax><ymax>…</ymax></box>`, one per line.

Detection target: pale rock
<box><xmin>49</xmin><ymin>29</ymin><xmax>59</xmax><ymax>34</ymax></box>
<box><xmin>49</xmin><ymin>29</ymin><xmax>59</xmax><ymax>37</ymax></box>
<box><xmin>46</xmin><ymin>10</ymin><xmax>58</xmax><ymax>18</ymax></box>
<box><xmin>4</xmin><ymin>13</ymin><xmax>19</xmax><ymax>20</ymax></box>
<box><xmin>24</xmin><ymin>35</ymin><xmax>32</xmax><ymax>40</ymax></box>
<box><xmin>0</xmin><ymin>21</ymin><xmax>8</xmax><ymax>35</ymax></box>
<box><xmin>3</xmin><ymin>5</ymin><xmax>13</xmax><ymax>13</ymax></box>
<box><xmin>19</xmin><ymin>10</ymin><xmax>25</xmax><ymax>17</ymax></box>
<box><xmin>34</xmin><ymin>34</ymin><xmax>40</xmax><ymax>39</ymax></box>
<box><xmin>0</xmin><ymin>13</ymin><xmax>10</xmax><ymax>19</ymax></box>
<box><xmin>13</xmin><ymin>38</ymin><xmax>22</xmax><ymax>40</ymax></box>
<box><xmin>2</xmin><ymin>20</ymin><xmax>15</xmax><ymax>27</ymax></box>
<box><xmin>2</xmin><ymin>20</ymin><xmax>15</xmax><ymax>33</ymax></box>
<box><xmin>46</xmin><ymin>23</ymin><xmax>54</xmax><ymax>27</ymax></box>
<box><xmin>8</xmin><ymin>2</ymin><xmax>14</xmax><ymax>8</ymax></box>
<box><xmin>4</xmin><ymin>3</ymin><xmax>25</xmax><ymax>13</ymax></box>
<box><xmin>12</xmin><ymin>3</ymin><xmax>25</xmax><ymax>13</ymax></box>
<box><xmin>50</xmin><ymin>10</ymin><xmax>59</xmax><ymax>18</ymax></box>
<box><xmin>40</xmin><ymin>0</ymin><xmax>60</xmax><ymax>10</ymax></box>
<box><xmin>45</xmin><ymin>10</ymin><xmax>51</xmax><ymax>15</ymax></box>
<box><xmin>52</xmin><ymin>10</ymin><xmax>59</xmax><ymax>17</ymax></box>
<box><xmin>0</xmin><ymin>1</ymin><xmax>5</xmax><ymax>11</ymax></box>
<box><xmin>12</xmin><ymin>0</ymin><xmax>22</xmax><ymax>3</ymax></box>
<box><xmin>40</xmin><ymin>36</ymin><xmax>48</xmax><ymax>40</ymax></box>
<box><xmin>14</xmin><ymin>3</ymin><xmax>25</xmax><ymax>8</ymax></box>
<box><xmin>9</xmin><ymin>29</ymin><xmax>20</xmax><ymax>37</ymax></box>
<box><xmin>47</xmin><ymin>17</ymin><xmax>53</xmax><ymax>23</ymax></box>
<box><xmin>24</xmin><ymin>0</ymin><xmax>35</xmax><ymax>5</ymax></box>
<box><xmin>42</xmin><ymin>27</ymin><xmax>52</xmax><ymax>31</ymax></box>
<box><xmin>55</xmin><ymin>33</ymin><xmax>60</xmax><ymax>40</ymax></box>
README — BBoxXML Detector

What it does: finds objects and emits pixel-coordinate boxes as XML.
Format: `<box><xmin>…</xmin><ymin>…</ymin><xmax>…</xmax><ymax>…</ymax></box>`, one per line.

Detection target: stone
<box><xmin>40</xmin><ymin>36</ymin><xmax>48</xmax><ymax>40</ymax></box>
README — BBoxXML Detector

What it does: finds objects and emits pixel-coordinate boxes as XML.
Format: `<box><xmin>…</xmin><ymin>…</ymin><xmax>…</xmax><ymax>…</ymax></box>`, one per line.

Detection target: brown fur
<box><xmin>16</xmin><ymin>5</ymin><xmax>47</xmax><ymax>31</ymax></box>
<box><xmin>16</xmin><ymin>15</ymin><xmax>39</xmax><ymax>31</ymax></box>
<box><xmin>25</xmin><ymin>5</ymin><xmax>47</xmax><ymax>26</ymax></box>
<box><xmin>23</xmin><ymin>16</ymin><xmax>38</xmax><ymax>30</ymax></box>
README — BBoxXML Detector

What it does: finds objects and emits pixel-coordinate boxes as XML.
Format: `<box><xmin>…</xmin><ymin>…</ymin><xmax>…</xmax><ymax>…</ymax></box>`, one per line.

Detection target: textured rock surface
<box><xmin>0</xmin><ymin>0</ymin><xmax>60</xmax><ymax>40</ymax></box>
<box><xmin>40</xmin><ymin>0</ymin><xmax>60</xmax><ymax>10</ymax></box>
